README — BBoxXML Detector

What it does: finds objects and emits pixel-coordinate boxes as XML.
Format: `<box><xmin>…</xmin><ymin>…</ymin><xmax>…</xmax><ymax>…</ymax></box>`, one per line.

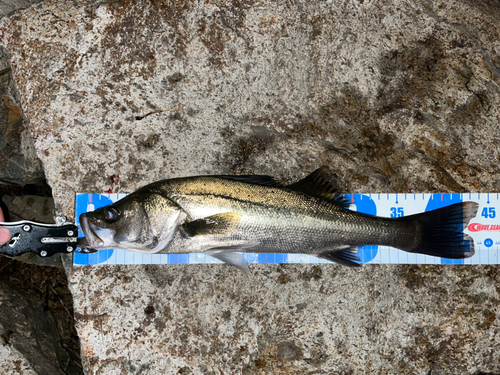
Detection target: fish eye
<box><xmin>104</xmin><ymin>207</ymin><xmax>120</xmax><ymax>222</ymax></box>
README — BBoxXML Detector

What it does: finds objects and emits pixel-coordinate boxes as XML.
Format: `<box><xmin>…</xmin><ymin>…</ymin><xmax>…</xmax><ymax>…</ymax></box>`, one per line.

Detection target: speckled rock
<box><xmin>71</xmin><ymin>264</ymin><xmax>500</xmax><ymax>374</ymax></box>
<box><xmin>2</xmin><ymin>0</ymin><xmax>500</xmax><ymax>217</ymax></box>
<box><xmin>1</xmin><ymin>0</ymin><xmax>500</xmax><ymax>373</ymax></box>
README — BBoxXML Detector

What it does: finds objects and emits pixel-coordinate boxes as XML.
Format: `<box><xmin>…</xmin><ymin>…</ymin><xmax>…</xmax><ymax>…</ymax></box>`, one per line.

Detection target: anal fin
<box><xmin>317</xmin><ymin>247</ymin><xmax>362</xmax><ymax>267</ymax></box>
<box><xmin>206</xmin><ymin>247</ymin><xmax>258</xmax><ymax>275</ymax></box>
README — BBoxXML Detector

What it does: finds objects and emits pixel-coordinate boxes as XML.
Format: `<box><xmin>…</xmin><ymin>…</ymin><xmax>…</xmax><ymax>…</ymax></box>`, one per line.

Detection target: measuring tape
<box><xmin>74</xmin><ymin>193</ymin><xmax>499</xmax><ymax>266</ymax></box>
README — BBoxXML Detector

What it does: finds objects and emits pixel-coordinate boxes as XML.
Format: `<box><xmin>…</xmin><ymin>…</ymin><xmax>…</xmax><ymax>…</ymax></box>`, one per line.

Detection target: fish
<box><xmin>79</xmin><ymin>167</ymin><xmax>479</xmax><ymax>274</ymax></box>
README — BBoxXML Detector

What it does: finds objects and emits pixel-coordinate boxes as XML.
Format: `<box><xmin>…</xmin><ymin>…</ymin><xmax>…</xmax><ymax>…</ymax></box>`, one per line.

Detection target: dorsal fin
<box><xmin>286</xmin><ymin>167</ymin><xmax>348</xmax><ymax>208</ymax></box>
<box><xmin>215</xmin><ymin>175</ymin><xmax>282</xmax><ymax>186</ymax></box>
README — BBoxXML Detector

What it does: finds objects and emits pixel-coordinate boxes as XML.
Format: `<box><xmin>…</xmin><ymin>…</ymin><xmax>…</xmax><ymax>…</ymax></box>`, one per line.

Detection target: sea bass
<box><xmin>79</xmin><ymin>167</ymin><xmax>479</xmax><ymax>274</ymax></box>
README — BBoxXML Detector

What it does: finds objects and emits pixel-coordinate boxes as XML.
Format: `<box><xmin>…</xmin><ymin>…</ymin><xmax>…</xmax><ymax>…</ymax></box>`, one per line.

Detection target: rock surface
<box><xmin>1</xmin><ymin>0</ymin><xmax>500</xmax><ymax>373</ymax></box>
<box><xmin>0</xmin><ymin>192</ymin><xmax>82</xmax><ymax>373</ymax></box>
<box><xmin>0</xmin><ymin>280</ymin><xmax>71</xmax><ymax>375</ymax></box>
<box><xmin>0</xmin><ymin>0</ymin><xmax>41</xmax><ymax>18</ymax></box>
<box><xmin>0</xmin><ymin>258</ymin><xmax>82</xmax><ymax>375</ymax></box>
<box><xmin>72</xmin><ymin>263</ymin><xmax>500</xmax><ymax>374</ymax></box>
<box><xmin>0</xmin><ymin>48</ymin><xmax>44</xmax><ymax>187</ymax></box>
<box><xmin>2</xmin><ymin>194</ymin><xmax>55</xmax><ymax>223</ymax></box>
<box><xmin>0</xmin><ymin>339</ymin><xmax>37</xmax><ymax>375</ymax></box>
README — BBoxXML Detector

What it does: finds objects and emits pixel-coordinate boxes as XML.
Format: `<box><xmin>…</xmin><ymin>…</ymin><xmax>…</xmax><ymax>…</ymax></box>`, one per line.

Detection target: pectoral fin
<box><xmin>206</xmin><ymin>247</ymin><xmax>258</xmax><ymax>275</ymax></box>
<box><xmin>316</xmin><ymin>246</ymin><xmax>362</xmax><ymax>267</ymax></box>
<box><xmin>181</xmin><ymin>212</ymin><xmax>242</xmax><ymax>237</ymax></box>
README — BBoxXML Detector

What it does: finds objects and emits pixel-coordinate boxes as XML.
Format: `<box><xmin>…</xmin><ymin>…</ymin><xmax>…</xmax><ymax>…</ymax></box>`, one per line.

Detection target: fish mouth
<box><xmin>79</xmin><ymin>214</ymin><xmax>104</xmax><ymax>249</ymax></box>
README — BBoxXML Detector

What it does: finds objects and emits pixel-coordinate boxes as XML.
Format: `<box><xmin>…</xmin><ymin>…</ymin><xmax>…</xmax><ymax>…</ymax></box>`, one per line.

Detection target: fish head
<box><xmin>79</xmin><ymin>192</ymin><xmax>183</xmax><ymax>253</ymax></box>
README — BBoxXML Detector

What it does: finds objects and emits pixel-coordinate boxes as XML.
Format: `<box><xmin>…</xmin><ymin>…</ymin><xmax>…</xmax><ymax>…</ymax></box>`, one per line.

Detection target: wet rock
<box><xmin>0</xmin><ymin>265</ymin><xmax>82</xmax><ymax>375</ymax></box>
<box><xmin>0</xmin><ymin>48</ymin><xmax>44</xmax><ymax>187</ymax></box>
<box><xmin>0</xmin><ymin>5</ymin><xmax>81</xmax><ymax>373</ymax></box>
<box><xmin>1</xmin><ymin>0</ymin><xmax>500</xmax><ymax>373</ymax></box>
<box><xmin>0</xmin><ymin>0</ymin><xmax>43</xmax><ymax>18</ymax></box>
<box><xmin>2</xmin><ymin>195</ymin><xmax>55</xmax><ymax>222</ymax></box>
<box><xmin>0</xmin><ymin>249</ymin><xmax>82</xmax><ymax>374</ymax></box>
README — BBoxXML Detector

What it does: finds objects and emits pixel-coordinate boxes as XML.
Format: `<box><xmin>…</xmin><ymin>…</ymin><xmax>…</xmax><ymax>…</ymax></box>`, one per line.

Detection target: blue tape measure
<box><xmin>74</xmin><ymin>193</ymin><xmax>498</xmax><ymax>266</ymax></box>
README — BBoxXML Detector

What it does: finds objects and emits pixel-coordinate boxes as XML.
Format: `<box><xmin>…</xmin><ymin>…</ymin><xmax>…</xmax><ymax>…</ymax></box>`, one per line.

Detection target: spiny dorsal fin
<box><xmin>181</xmin><ymin>212</ymin><xmax>242</xmax><ymax>237</ymax></box>
<box><xmin>287</xmin><ymin>167</ymin><xmax>349</xmax><ymax>208</ymax></box>
<box><xmin>216</xmin><ymin>175</ymin><xmax>282</xmax><ymax>186</ymax></box>
<box><xmin>317</xmin><ymin>247</ymin><xmax>362</xmax><ymax>267</ymax></box>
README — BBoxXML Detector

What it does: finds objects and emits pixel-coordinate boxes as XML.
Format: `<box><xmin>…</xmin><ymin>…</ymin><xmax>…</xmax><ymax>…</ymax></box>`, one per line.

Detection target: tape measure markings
<box><xmin>74</xmin><ymin>193</ymin><xmax>499</xmax><ymax>266</ymax></box>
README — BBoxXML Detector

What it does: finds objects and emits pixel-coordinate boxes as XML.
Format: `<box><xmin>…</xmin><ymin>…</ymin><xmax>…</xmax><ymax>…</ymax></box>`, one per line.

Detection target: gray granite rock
<box><xmin>1</xmin><ymin>0</ymin><xmax>500</xmax><ymax>373</ymax></box>
<box><xmin>72</xmin><ymin>263</ymin><xmax>500</xmax><ymax>374</ymax></box>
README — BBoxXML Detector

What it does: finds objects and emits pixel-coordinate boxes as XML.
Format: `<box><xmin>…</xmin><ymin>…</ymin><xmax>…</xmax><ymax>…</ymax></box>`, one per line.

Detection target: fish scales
<box><xmin>156</xmin><ymin>177</ymin><xmax>417</xmax><ymax>254</ymax></box>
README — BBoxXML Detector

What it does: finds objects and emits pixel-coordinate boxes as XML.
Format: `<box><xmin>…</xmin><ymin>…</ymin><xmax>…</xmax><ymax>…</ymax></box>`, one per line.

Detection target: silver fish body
<box><xmin>80</xmin><ymin>168</ymin><xmax>479</xmax><ymax>273</ymax></box>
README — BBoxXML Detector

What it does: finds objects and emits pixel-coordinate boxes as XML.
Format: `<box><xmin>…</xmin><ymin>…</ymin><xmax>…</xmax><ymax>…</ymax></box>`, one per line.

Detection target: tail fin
<box><xmin>403</xmin><ymin>202</ymin><xmax>479</xmax><ymax>259</ymax></box>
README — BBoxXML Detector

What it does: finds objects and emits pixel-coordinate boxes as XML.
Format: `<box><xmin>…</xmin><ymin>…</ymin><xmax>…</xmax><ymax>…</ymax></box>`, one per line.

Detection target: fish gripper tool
<box><xmin>0</xmin><ymin>220</ymin><xmax>93</xmax><ymax>257</ymax></box>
